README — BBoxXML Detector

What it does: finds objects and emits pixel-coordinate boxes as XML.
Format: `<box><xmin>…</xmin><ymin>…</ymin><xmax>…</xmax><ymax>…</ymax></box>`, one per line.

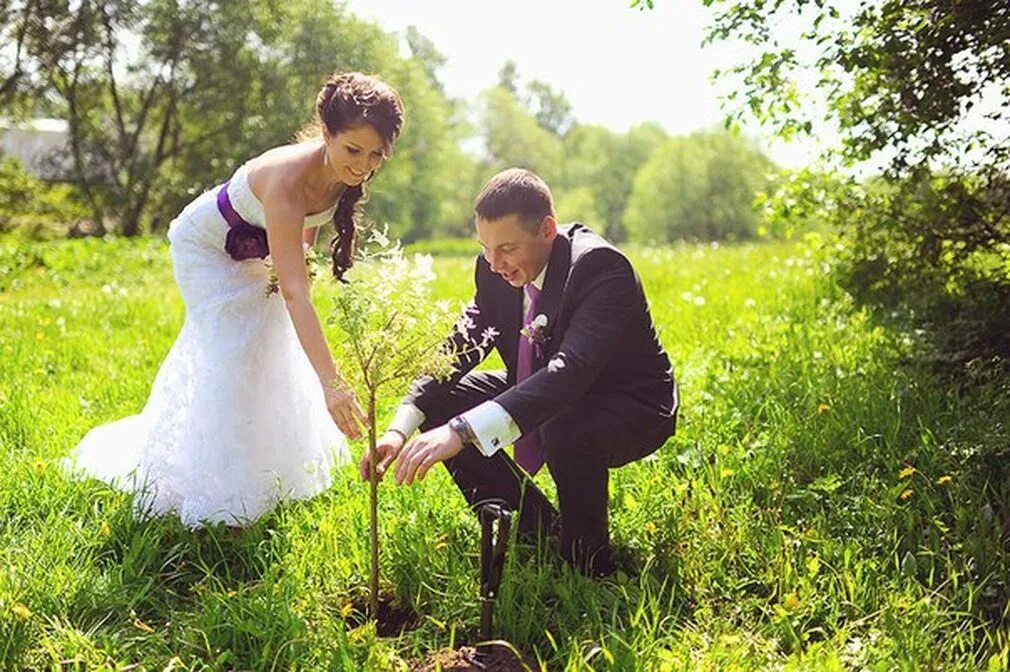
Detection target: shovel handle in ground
<box><xmin>478</xmin><ymin>501</ymin><xmax>512</xmax><ymax>642</ymax></box>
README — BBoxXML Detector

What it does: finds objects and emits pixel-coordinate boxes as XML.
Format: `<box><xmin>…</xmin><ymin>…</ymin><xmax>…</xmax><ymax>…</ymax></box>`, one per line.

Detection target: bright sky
<box><xmin>341</xmin><ymin>0</ymin><xmax>831</xmax><ymax>168</ymax></box>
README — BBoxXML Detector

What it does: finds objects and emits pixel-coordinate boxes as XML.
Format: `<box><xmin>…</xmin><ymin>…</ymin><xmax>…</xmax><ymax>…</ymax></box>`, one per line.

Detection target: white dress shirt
<box><xmin>387</xmin><ymin>263</ymin><xmax>549</xmax><ymax>456</ymax></box>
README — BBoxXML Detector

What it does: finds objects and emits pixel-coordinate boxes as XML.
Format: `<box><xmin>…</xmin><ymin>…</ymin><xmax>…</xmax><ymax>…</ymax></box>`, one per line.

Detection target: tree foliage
<box><xmin>0</xmin><ymin>156</ymin><xmax>87</xmax><ymax>236</ymax></box>
<box><xmin>0</xmin><ymin>1</ymin><xmax>474</xmax><ymax>240</ymax></box>
<box><xmin>705</xmin><ymin>0</ymin><xmax>1008</xmax><ymax>171</ymax></box>
<box><xmin>704</xmin><ymin>0</ymin><xmax>1010</xmax><ymax>371</ymax></box>
<box><xmin>479</xmin><ymin>85</ymin><xmax>563</xmax><ymax>183</ymax></box>
<box><xmin>476</xmin><ymin>66</ymin><xmax>667</xmax><ymax>240</ymax></box>
<box><xmin>328</xmin><ymin>232</ymin><xmax>495</xmax><ymax>617</ymax></box>
<box><xmin>555</xmin><ymin>122</ymin><xmax>667</xmax><ymax>241</ymax></box>
<box><xmin>624</xmin><ymin>129</ymin><xmax>775</xmax><ymax>242</ymax></box>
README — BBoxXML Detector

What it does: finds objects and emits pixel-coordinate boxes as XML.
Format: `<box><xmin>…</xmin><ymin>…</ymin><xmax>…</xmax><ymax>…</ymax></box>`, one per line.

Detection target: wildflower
<box><xmin>369</xmin><ymin>228</ymin><xmax>390</xmax><ymax>248</ymax></box>
<box><xmin>898</xmin><ymin>466</ymin><xmax>916</xmax><ymax>479</ymax></box>
<box><xmin>936</xmin><ymin>475</ymin><xmax>952</xmax><ymax>486</ymax></box>
<box><xmin>11</xmin><ymin>603</ymin><xmax>31</xmax><ymax>619</ymax></box>
<box><xmin>817</xmin><ymin>403</ymin><xmax>831</xmax><ymax>414</ymax></box>
<box><xmin>783</xmin><ymin>592</ymin><xmax>801</xmax><ymax>611</ymax></box>
<box><xmin>900</xmin><ymin>489</ymin><xmax>914</xmax><ymax>500</ymax></box>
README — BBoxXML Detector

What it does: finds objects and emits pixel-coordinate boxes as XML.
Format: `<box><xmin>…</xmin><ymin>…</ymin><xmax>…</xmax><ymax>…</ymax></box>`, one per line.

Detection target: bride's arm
<box><xmin>302</xmin><ymin>226</ymin><xmax>319</xmax><ymax>248</ymax></box>
<box><xmin>262</xmin><ymin>187</ymin><xmax>363</xmax><ymax>439</ymax></box>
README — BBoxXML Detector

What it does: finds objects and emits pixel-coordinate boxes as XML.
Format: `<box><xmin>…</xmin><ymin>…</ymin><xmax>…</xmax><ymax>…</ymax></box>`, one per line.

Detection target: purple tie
<box><xmin>514</xmin><ymin>283</ymin><xmax>544</xmax><ymax>475</ymax></box>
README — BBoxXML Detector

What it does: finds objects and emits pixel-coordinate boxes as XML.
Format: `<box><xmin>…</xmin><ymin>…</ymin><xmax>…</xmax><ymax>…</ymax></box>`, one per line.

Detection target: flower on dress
<box><xmin>224</xmin><ymin>223</ymin><xmax>269</xmax><ymax>261</ymax></box>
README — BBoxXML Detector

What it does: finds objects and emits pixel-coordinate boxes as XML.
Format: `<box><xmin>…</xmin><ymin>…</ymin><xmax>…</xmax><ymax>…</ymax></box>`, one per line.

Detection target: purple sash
<box><xmin>217</xmin><ymin>181</ymin><xmax>269</xmax><ymax>260</ymax></box>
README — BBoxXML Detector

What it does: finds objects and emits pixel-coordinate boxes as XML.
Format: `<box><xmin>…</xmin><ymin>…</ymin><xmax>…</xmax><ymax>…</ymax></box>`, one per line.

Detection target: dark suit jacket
<box><xmin>407</xmin><ymin>223</ymin><xmax>679</xmax><ymax>446</ymax></box>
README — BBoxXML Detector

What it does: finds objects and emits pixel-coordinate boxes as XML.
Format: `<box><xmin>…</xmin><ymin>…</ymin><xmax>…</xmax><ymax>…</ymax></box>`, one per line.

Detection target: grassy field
<box><xmin>1</xmin><ymin>234</ymin><xmax>1009</xmax><ymax>670</ymax></box>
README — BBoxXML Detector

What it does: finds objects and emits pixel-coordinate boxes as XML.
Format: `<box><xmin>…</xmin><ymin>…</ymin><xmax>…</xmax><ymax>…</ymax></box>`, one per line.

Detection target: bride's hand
<box><xmin>322</xmin><ymin>380</ymin><xmax>365</xmax><ymax>440</ymax></box>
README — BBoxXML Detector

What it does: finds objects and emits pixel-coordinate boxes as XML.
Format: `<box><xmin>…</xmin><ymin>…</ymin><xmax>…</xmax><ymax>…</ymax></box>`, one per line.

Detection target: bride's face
<box><xmin>323</xmin><ymin>124</ymin><xmax>390</xmax><ymax>186</ymax></box>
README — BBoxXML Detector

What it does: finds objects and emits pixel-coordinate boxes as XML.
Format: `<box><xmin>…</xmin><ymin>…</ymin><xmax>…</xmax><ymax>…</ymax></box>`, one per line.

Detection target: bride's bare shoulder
<box><xmin>245</xmin><ymin>142</ymin><xmax>318</xmax><ymax>205</ymax></box>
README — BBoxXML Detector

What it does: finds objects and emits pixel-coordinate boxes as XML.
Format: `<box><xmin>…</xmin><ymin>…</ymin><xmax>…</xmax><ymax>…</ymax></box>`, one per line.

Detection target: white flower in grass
<box><xmin>413</xmin><ymin>253</ymin><xmax>435</xmax><ymax>283</ymax></box>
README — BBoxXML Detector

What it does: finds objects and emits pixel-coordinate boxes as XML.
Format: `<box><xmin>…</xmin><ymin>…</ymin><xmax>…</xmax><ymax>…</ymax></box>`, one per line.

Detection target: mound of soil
<box><xmin>344</xmin><ymin>595</ymin><xmax>420</xmax><ymax>638</ymax></box>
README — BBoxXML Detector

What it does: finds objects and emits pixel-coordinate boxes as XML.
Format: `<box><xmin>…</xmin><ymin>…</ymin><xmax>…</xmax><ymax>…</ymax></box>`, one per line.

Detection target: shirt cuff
<box><xmin>460</xmin><ymin>401</ymin><xmax>521</xmax><ymax>457</ymax></box>
<box><xmin>388</xmin><ymin>403</ymin><xmax>425</xmax><ymax>440</ymax></box>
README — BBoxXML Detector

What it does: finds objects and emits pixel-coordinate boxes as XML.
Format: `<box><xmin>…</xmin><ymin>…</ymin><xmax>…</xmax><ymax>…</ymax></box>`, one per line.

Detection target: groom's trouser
<box><xmin>419</xmin><ymin>370</ymin><xmax>671</xmax><ymax>574</ymax></box>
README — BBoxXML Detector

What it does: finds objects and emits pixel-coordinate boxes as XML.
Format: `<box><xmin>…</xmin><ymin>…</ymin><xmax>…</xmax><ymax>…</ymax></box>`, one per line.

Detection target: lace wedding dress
<box><xmin>66</xmin><ymin>163</ymin><xmax>349</xmax><ymax>527</ymax></box>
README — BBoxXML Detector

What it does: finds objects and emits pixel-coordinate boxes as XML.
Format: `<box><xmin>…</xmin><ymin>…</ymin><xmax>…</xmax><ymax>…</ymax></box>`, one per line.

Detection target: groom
<box><xmin>360</xmin><ymin>168</ymin><xmax>679</xmax><ymax>576</ymax></box>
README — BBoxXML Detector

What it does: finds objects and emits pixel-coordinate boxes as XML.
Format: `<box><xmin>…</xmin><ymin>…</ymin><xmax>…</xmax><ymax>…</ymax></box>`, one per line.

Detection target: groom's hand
<box><xmin>394</xmin><ymin>424</ymin><xmax>463</xmax><ymax>486</ymax></box>
<box><xmin>359</xmin><ymin>431</ymin><xmax>404</xmax><ymax>482</ymax></box>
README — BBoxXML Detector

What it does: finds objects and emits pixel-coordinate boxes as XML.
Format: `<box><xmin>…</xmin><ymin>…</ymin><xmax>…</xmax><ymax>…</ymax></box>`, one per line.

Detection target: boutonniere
<box><xmin>520</xmin><ymin>313</ymin><xmax>549</xmax><ymax>357</ymax></box>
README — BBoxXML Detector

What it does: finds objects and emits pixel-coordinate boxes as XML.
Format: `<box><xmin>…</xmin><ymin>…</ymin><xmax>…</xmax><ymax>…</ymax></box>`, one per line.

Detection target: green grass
<box><xmin>1</xmin><ymin>234</ymin><xmax>1009</xmax><ymax>670</ymax></box>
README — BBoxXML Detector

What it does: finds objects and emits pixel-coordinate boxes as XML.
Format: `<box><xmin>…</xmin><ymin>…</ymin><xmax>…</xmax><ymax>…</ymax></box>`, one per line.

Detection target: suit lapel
<box><xmin>496</xmin><ymin>231</ymin><xmax>573</xmax><ymax>379</ymax></box>
<box><xmin>536</xmin><ymin>233</ymin><xmax>572</xmax><ymax>363</ymax></box>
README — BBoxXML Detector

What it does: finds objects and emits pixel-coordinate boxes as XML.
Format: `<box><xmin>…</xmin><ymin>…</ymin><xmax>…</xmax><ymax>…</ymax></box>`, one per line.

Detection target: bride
<box><xmin>66</xmin><ymin>72</ymin><xmax>404</xmax><ymax>527</ymax></box>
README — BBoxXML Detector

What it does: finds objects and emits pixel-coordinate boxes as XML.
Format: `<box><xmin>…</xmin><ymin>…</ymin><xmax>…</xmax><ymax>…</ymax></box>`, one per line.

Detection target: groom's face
<box><xmin>476</xmin><ymin>214</ymin><xmax>557</xmax><ymax>288</ymax></box>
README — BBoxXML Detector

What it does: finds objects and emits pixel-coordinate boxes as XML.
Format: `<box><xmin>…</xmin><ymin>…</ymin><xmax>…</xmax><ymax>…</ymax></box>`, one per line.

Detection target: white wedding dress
<box><xmin>67</xmin><ymin>163</ymin><xmax>349</xmax><ymax>527</ymax></box>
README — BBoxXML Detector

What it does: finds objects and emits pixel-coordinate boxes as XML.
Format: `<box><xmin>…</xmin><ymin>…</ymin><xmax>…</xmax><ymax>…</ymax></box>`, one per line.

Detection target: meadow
<box><xmin>1</xmin><ymin>235</ymin><xmax>1008</xmax><ymax>670</ymax></box>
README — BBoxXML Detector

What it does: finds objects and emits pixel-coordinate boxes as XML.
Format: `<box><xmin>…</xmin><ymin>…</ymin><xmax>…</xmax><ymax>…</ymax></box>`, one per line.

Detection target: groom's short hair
<box><xmin>474</xmin><ymin>168</ymin><xmax>555</xmax><ymax>233</ymax></box>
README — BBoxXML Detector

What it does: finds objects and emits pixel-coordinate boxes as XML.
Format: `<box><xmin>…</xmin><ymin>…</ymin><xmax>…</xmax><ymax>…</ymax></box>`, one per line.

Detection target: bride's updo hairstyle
<box><xmin>313</xmin><ymin>72</ymin><xmax>404</xmax><ymax>281</ymax></box>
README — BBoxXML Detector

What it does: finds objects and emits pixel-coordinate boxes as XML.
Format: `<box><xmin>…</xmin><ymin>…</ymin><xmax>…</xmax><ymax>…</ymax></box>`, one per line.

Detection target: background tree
<box><xmin>557</xmin><ymin>122</ymin><xmax>667</xmax><ymax>240</ymax></box>
<box><xmin>0</xmin><ymin>1</ymin><xmax>37</xmax><ymax>113</ymax></box>
<box><xmin>525</xmin><ymin>79</ymin><xmax>574</xmax><ymax>137</ymax></box>
<box><xmin>473</xmin><ymin>63</ymin><xmax>669</xmax><ymax>240</ymax></box>
<box><xmin>1</xmin><ymin>0</ymin><xmax>294</xmax><ymax>235</ymax></box>
<box><xmin>553</xmin><ymin>186</ymin><xmax>602</xmax><ymax>232</ymax></box>
<box><xmin>366</xmin><ymin>31</ymin><xmax>479</xmax><ymax>242</ymax></box>
<box><xmin>623</xmin><ymin>129</ymin><xmax>775</xmax><ymax>242</ymax></box>
<box><xmin>1</xmin><ymin>0</ymin><xmax>477</xmax><ymax>241</ymax></box>
<box><xmin>701</xmin><ymin>0</ymin><xmax>1010</xmax><ymax>370</ymax></box>
<box><xmin>496</xmin><ymin>60</ymin><xmax>520</xmax><ymax>95</ymax></box>
<box><xmin>478</xmin><ymin>85</ymin><xmax>563</xmax><ymax>183</ymax></box>
<box><xmin>405</xmin><ymin>26</ymin><xmax>447</xmax><ymax>96</ymax></box>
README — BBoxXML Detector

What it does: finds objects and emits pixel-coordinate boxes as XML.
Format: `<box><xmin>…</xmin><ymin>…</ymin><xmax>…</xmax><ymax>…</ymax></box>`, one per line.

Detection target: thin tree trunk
<box><xmin>61</xmin><ymin>65</ymin><xmax>106</xmax><ymax>236</ymax></box>
<box><xmin>368</xmin><ymin>392</ymin><xmax>379</xmax><ymax>618</ymax></box>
